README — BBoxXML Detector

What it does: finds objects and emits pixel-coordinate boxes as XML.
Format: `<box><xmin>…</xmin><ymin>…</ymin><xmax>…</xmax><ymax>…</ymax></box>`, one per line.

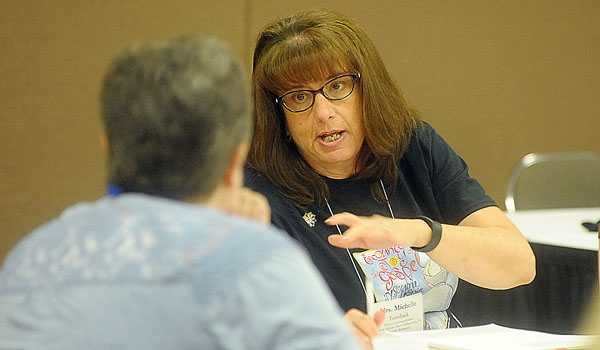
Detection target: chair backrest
<box><xmin>505</xmin><ymin>151</ymin><xmax>600</xmax><ymax>212</ymax></box>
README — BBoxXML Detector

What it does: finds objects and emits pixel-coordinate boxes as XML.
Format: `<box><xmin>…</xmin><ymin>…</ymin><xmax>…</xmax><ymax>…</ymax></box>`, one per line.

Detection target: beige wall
<box><xmin>2</xmin><ymin>0</ymin><xmax>599</xmax><ymax>262</ymax></box>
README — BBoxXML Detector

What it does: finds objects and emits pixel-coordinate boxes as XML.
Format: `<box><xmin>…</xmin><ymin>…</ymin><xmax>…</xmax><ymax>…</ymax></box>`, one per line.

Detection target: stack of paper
<box><xmin>372</xmin><ymin>324</ymin><xmax>596</xmax><ymax>350</ymax></box>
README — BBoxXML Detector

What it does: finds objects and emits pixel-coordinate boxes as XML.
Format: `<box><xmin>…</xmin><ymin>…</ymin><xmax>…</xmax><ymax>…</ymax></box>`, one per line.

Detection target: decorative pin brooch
<box><xmin>302</xmin><ymin>212</ymin><xmax>317</xmax><ymax>227</ymax></box>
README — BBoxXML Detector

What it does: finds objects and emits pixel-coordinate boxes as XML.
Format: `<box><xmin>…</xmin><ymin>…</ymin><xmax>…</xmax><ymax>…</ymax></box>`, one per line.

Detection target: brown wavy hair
<box><xmin>247</xmin><ymin>9</ymin><xmax>421</xmax><ymax>208</ymax></box>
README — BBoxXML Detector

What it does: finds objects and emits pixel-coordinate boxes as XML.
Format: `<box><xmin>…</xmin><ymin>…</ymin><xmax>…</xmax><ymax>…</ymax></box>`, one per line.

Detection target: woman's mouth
<box><xmin>320</xmin><ymin>132</ymin><xmax>343</xmax><ymax>143</ymax></box>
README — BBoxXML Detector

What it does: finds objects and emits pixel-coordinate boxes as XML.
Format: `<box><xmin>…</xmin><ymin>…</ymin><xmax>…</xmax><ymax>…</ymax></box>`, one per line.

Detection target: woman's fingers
<box><xmin>326</xmin><ymin>213</ymin><xmax>395</xmax><ymax>249</ymax></box>
<box><xmin>344</xmin><ymin>308</ymin><xmax>380</xmax><ymax>350</ymax></box>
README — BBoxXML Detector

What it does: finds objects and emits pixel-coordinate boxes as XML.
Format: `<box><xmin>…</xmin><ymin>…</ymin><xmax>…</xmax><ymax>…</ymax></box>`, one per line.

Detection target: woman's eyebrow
<box><xmin>283</xmin><ymin>72</ymin><xmax>346</xmax><ymax>92</ymax></box>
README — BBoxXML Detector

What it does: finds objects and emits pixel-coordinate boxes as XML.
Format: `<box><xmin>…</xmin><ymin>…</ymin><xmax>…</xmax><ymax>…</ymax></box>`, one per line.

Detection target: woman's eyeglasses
<box><xmin>275</xmin><ymin>73</ymin><xmax>360</xmax><ymax>113</ymax></box>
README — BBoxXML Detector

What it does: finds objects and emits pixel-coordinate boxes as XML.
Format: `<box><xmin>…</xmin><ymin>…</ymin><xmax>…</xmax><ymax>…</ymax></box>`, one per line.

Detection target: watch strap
<box><xmin>412</xmin><ymin>215</ymin><xmax>442</xmax><ymax>253</ymax></box>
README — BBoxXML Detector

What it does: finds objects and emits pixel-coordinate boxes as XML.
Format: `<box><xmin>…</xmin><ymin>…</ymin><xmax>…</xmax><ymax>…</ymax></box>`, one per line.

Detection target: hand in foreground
<box><xmin>345</xmin><ymin>308</ymin><xmax>386</xmax><ymax>350</ymax></box>
<box><xmin>326</xmin><ymin>212</ymin><xmax>426</xmax><ymax>249</ymax></box>
<box><xmin>208</xmin><ymin>187</ymin><xmax>271</xmax><ymax>225</ymax></box>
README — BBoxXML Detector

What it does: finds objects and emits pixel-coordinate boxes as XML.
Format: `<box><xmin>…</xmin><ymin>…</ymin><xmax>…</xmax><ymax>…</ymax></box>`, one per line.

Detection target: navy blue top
<box><xmin>244</xmin><ymin>122</ymin><xmax>496</xmax><ymax>324</ymax></box>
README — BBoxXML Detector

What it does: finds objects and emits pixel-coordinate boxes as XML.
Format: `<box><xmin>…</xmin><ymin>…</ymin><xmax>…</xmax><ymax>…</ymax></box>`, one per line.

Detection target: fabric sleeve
<box><xmin>200</xmin><ymin>242</ymin><xmax>361</xmax><ymax>350</ymax></box>
<box><xmin>417</xmin><ymin>123</ymin><xmax>497</xmax><ymax>224</ymax></box>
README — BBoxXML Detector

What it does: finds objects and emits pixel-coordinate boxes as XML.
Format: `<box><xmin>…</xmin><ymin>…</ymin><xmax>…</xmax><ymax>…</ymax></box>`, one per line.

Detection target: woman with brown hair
<box><xmin>245</xmin><ymin>9</ymin><xmax>535</xmax><ymax>346</ymax></box>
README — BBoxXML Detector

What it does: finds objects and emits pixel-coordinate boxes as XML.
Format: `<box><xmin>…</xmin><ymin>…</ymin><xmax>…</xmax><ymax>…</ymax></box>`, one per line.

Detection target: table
<box><xmin>373</xmin><ymin>324</ymin><xmax>596</xmax><ymax>350</ymax></box>
<box><xmin>507</xmin><ymin>207</ymin><xmax>599</xmax><ymax>251</ymax></box>
<box><xmin>449</xmin><ymin>208</ymin><xmax>599</xmax><ymax>335</ymax></box>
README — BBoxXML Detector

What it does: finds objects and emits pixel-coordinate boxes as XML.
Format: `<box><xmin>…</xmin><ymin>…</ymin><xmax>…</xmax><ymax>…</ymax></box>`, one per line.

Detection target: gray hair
<box><xmin>101</xmin><ymin>35</ymin><xmax>249</xmax><ymax>200</ymax></box>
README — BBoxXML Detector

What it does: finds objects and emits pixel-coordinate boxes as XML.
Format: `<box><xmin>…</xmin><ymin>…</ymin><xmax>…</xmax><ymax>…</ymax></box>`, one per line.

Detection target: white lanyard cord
<box><xmin>324</xmin><ymin>180</ymin><xmax>395</xmax><ymax>296</ymax></box>
<box><xmin>325</xmin><ymin>197</ymin><xmax>368</xmax><ymax>295</ymax></box>
<box><xmin>380</xmin><ymin>179</ymin><xmax>395</xmax><ymax>219</ymax></box>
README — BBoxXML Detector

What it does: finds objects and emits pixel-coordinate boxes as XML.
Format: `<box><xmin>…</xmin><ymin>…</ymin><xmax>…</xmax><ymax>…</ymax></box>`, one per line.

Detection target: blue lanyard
<box><xmin>106</xmin><ymin>184</ymin><xmax>122</xmax><ymax>197</ymax></box>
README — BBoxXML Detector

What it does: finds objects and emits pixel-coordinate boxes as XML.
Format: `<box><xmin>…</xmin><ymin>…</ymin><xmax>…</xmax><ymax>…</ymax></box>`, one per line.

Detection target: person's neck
<box><xmin>312</xmin><ymin>162</ymin><xmax>358</xmax><ymax>180</ymax></box>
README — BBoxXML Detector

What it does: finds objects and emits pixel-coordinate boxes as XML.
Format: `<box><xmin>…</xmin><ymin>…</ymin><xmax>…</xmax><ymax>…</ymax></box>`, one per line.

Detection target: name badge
<box><xmin>369</xmin><ymin>291</ymin><xmax>424</xmax><ymax>332</ymax></box>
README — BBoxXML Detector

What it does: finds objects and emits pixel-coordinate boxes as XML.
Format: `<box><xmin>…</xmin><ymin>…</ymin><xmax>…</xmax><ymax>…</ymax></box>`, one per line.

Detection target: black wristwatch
<box><xmin>412</xmin><ymin>215</ymin><xmax>442</xmax><ymax>253</ymax></box>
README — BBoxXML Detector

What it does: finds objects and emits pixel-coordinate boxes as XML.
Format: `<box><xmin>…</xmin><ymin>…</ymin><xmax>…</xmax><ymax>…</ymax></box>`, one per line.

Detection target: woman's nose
<box><xmin>311</xmin><ymin>93</ymin><xmax>334</xmax><ymax>121</ymax></box>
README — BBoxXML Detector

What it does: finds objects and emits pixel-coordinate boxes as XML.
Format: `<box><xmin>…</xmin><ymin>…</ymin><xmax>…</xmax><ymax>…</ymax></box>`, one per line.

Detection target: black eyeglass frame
<box><xmin>275</xmin><ymin>73</ymin><xmax>361</xmax><ymax>113</ymax></box>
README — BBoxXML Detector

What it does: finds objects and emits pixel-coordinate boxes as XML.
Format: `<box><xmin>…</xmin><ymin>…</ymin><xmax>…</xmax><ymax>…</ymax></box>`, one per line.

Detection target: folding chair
<box><xmin>504</xmin><ymin>151</ymin><xmax>600</xmax><ymax>212</ymax></box>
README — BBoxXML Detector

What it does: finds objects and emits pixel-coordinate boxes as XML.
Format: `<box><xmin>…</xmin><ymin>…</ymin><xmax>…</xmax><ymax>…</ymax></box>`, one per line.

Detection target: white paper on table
<box><xmin>372</xmin><ymin>324</ymin><xmax>596</xmax><ymax>350</ymax></box>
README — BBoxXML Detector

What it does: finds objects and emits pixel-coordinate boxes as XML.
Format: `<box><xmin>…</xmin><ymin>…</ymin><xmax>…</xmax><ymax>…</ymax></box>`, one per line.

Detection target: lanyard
<box><xmin>324</xmin><ymin>179</ymin><xmax>394</xmax><ymax>295</ymax></box>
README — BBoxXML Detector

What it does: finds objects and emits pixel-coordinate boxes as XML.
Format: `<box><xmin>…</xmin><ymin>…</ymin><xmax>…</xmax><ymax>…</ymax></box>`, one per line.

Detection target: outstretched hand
<box><xmin>326</xmin><ymin>212</ymin><xmax>426</xmax><ymax>249</ymax></box>
<box><xmin>208</xmin><ymin>187</ymin><xmax>271</xmax><ymax>225</ymax></box>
